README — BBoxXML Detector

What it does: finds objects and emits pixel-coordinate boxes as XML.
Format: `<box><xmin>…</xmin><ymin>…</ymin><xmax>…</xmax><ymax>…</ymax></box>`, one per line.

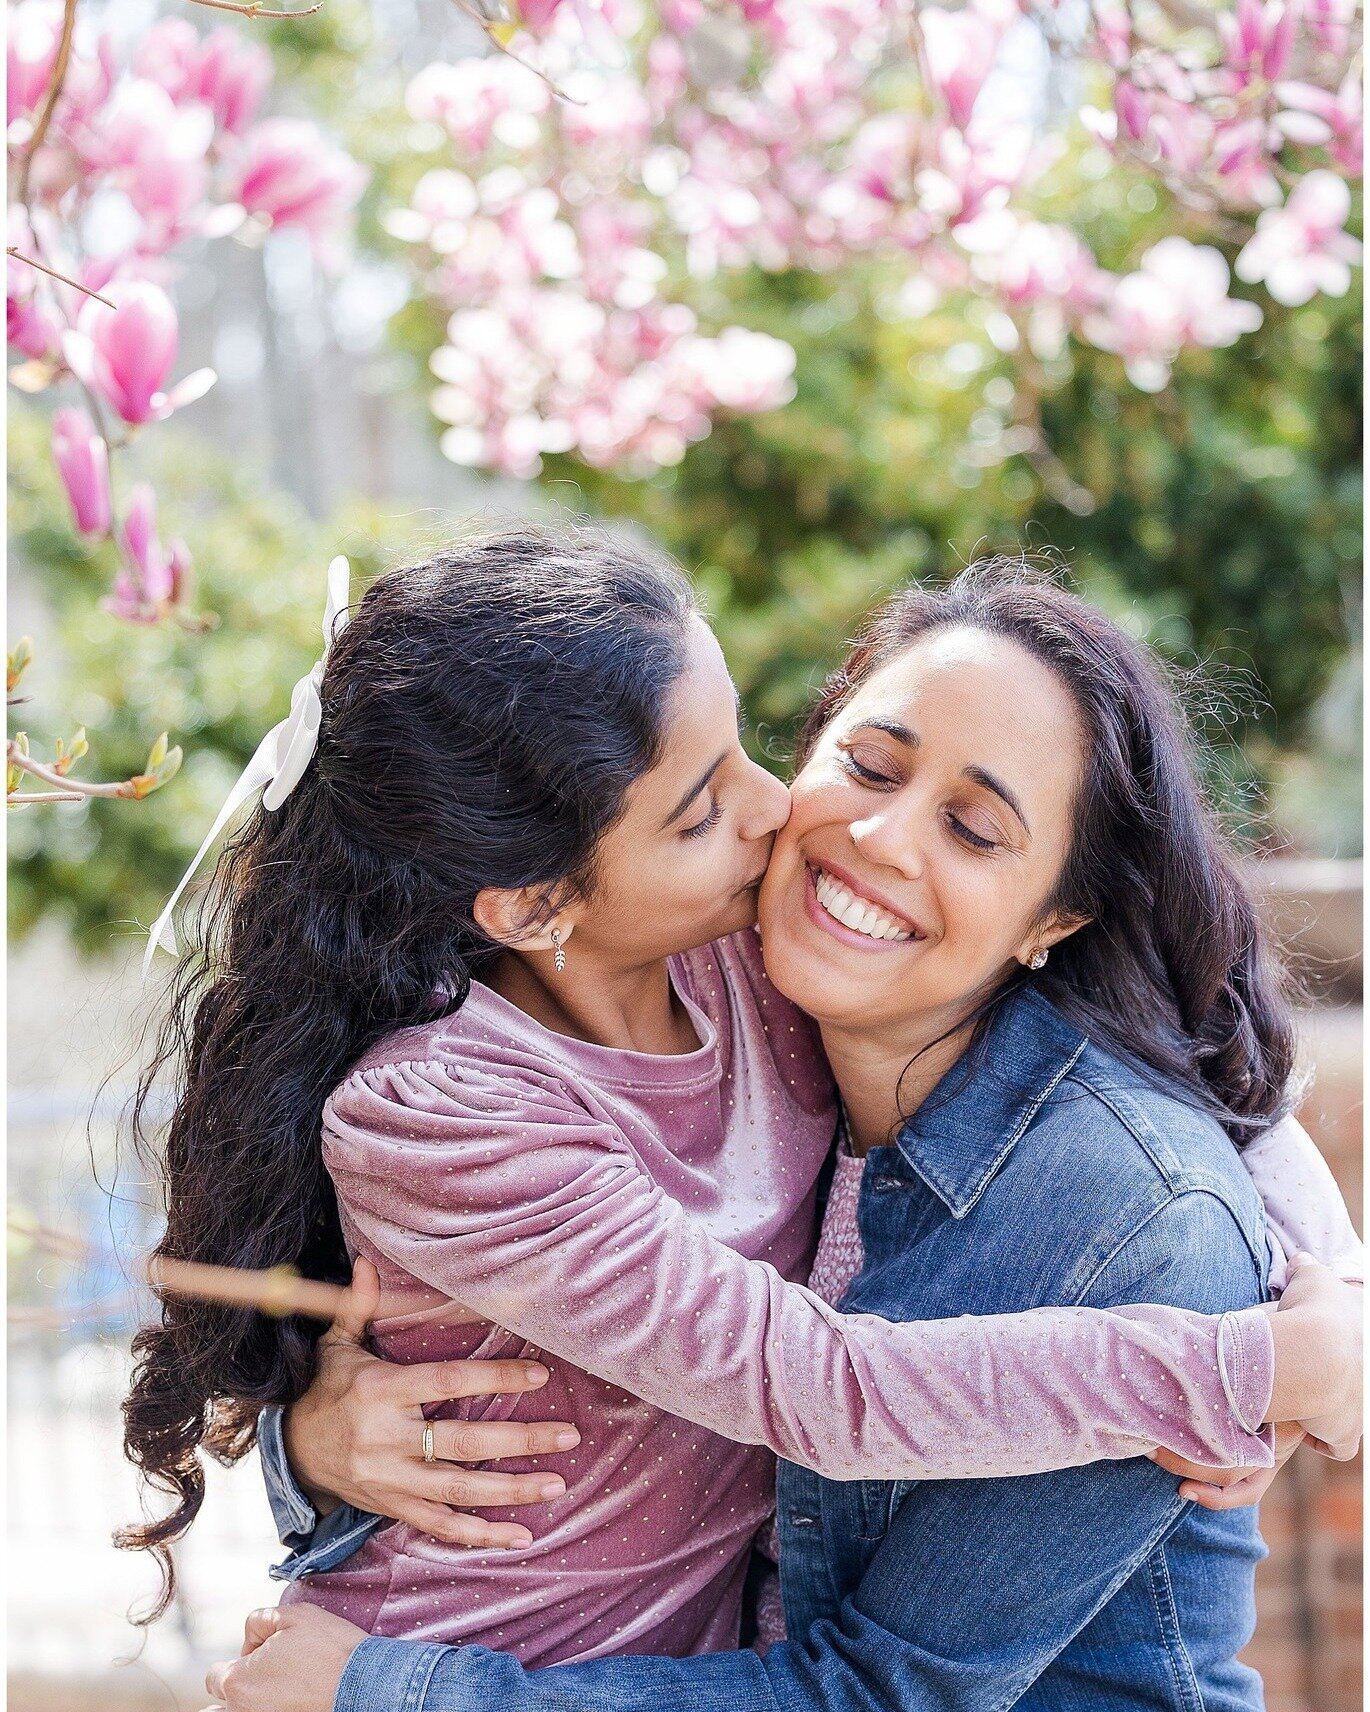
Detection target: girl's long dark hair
<box><xmin>797</xmin><ymin>557</ymin><xmax>1296</xmax><ymax>1142</ymax></box>
<box><xmin>119</xmin><ymin>525</ymin><xmax>696</xmax><ymax>1616</ymax></box>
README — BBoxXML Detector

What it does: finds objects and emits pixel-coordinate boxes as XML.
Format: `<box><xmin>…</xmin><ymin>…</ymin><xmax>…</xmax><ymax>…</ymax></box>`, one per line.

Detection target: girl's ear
<box><xmin>472</xmin><ymin>885</ymin><xmax>575</xmax><ymax>952</ymax></box>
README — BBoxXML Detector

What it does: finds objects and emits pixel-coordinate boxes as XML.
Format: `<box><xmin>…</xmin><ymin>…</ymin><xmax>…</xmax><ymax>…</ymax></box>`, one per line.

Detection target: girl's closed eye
<box><xmin>682</xmin><ymin>798</ymin><xmax>723</xmax><ymax>840</ymax></box>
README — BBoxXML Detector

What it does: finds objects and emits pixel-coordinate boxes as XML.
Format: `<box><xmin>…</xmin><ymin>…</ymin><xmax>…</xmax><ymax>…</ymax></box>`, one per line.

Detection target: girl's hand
<box><xmin>1151</xmin><ymin>1421</ymin><xmax>1305</xmax><ymax>1511</ymax></box>
<box><xmin>282</xmin><ymin>1256</ymin><xmax>581</xmax><ymax>1548</ymax></box>
<box><xmin>203</xmin><ymin>1605</ymin><xmax>365</xmax><ymax>1712</ymax></box>
<box><xmin>1265</xmin><ymin>1253</ymin><xmax>1363</xmax><ymax>1461</ymax></box>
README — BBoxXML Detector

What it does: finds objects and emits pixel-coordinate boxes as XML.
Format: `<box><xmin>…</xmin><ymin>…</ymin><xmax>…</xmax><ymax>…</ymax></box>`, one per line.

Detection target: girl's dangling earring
<box><xmin>551</xmin><ymin>928</ymin><xmax>567</xmax><ymax>974</ymax></box>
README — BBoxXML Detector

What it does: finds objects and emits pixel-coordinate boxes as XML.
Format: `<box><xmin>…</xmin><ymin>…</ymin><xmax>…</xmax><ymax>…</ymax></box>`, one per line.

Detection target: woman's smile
<box><xmin>804</xmin><ymin>859</ymin><xmax>924</xmax><ymax>951</ymax></box>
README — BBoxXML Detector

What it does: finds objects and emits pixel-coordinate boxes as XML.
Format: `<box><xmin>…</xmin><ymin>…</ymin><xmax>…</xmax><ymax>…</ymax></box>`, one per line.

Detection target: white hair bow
<box><xmin>142</xmin><ymin>555</ymin><xmax>352</xmax><ymax>977</ymax></box>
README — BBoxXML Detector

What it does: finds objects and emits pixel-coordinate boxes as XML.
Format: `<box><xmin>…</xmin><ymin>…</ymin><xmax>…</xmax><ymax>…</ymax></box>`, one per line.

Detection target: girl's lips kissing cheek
<box><xmin>803</xmin><ymin>861</ymin><xmax>924</xmax><ymax>952</ymax></box>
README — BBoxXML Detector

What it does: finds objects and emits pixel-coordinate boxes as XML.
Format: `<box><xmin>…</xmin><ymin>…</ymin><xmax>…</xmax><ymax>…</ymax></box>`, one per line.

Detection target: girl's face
<box><xmin>757</xmin><ymin>625</ymin><xmax>1087</xmax><ymax>1037</ymax></box>
<box><xmin>561</xmin><ymin>616</ymin><xmax>793</xmax><ymax>966</ymax></box>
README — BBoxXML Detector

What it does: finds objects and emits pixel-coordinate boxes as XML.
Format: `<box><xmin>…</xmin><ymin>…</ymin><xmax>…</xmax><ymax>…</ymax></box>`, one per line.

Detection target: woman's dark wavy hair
<box><xmin>118</xmin><ymin>525</ymin><xmax>697</xmax><ymax>1617</ymax></box>
<box><xmin>796</xmin><ymin>557</ymin><xmax>1296</xmax><ymax>1142</ymax></box>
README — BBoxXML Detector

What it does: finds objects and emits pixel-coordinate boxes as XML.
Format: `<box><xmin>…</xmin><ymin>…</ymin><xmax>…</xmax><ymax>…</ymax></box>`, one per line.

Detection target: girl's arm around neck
<box><xmin>318</xmin><ymin>1056</ymin><xmax>1281</xmax><ymax>1481</ymax></box>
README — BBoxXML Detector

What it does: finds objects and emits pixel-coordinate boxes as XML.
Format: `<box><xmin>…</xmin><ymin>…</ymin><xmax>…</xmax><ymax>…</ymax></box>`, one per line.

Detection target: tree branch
<box><xmin>6</xmin><ymin>247</ymin><xmax>116</xmax><ymax>309</ymax></box>
<box><xmin>185</xmin><ymin>0</ymin><xmax>324</xmax><ymax>16</ymax></box>
<box><xmin>16</xmin><ymin>0</ymin><xmax>79</xmax><ymax>207</ymax></box>
<box><xmin>8</xmin><ymin>743</ymin><xmax>137</xmax><ymax>801</ymax></box>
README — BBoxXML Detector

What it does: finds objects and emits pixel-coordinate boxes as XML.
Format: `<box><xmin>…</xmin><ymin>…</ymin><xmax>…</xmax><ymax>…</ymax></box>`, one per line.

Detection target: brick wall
<box><xmin>1241</xmin><ymin>1007</ymin><xmax>1363</xmax><ymax>1712</ymax></box>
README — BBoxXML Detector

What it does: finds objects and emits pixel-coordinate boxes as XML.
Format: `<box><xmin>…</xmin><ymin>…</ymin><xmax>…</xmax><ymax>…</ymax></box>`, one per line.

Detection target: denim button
<box><xmin>871</xmin><ymin>1174</ymin><xmax>905</xmax><ymax>1193</ymax></box>
<box><xmin>788</xmin><ymin>1512</ymin><xmax>819</xmax><ymax>1528</ymax></box>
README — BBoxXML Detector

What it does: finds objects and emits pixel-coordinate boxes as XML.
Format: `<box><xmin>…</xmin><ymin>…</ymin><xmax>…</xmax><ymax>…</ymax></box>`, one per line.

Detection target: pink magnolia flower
<box><xmin>61</xmin><ymin>281</ymin><xmax>216</xmax><ymax>425</ymax></box>
<box><xmin>519</xmin><ymin>0</ymin><xmax>566</xmax><ymax>29</ymax></box>
<box><xmin>1085</xmin><ymin>238</ymin><xmax>1262</xmax><ymax>391</ymax></box>
<box><xmin>7</xmin><ymin>1</ymin><xmax>61</xmax><ymax>126</ymax></box>
<box><xmin>193</xmin><ymin>29</ymin><xmax>272</xmax><ymax>134</ymax></box>
<box><xmin>107</xmin><ymin>483</ymin><xmax>189</xmax><ymax>622</ymax></box>
<box><xmin>1113</xmin><ymin>78</ymin><xmax>1151</xmax><ymax>143</ymax></box>
<box><xmin>7</xmin><ymin>218</ymin><xmax>62</xmax><ymax>362</ymax></box>
<box><xmin>671</xmin><ymin>325</ymin><xmax>796</xmax><ymax>413</ymax></box>
<box><xmin>1235</xmin><ymin>170</ymin><xmax>1364</xmax><ymax>305</ymax></box>
<box><xmin>230</xmin><ymin>119</ymin><xmax>370</xmax><ymax>255</ymax></box>
<box><xmin>1218</xmin><ymin>0</ymin><xmax>1297</xmax><ymax>87</ymax></box>
<box><xmin>51</xmin><ymin>407</ymin><xmax>112</xmax><ymax>536</ymax></box>
<box><xmin>406</xmin><ymin>59</ymin><xmax>548</xmax><ymax>157</ymax></box>
<box><xmin>920</xmin><ymin>6</ymin><xmax>1001</xmax><ymax>130</ymax></box>
<box><xmin>1277</xmin><ymin>73</ymin><xmax>1363</xmax><ymax>176</ymax></box>
<box><xmin>132</xmin><ymin>20</ymin><xmax>271</xmax><ymax>134</ymax></box>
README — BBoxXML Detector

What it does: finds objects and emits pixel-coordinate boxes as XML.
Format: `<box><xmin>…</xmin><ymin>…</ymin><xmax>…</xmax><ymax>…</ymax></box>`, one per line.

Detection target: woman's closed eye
<box><xmin>947</xmin><ymin>813</ymin><xmax>999</xmax><ymax>853</ymax></box>
<box><xmin>681</xmin><ymin>798</ymin><xmax>723</xmax><ymax>839</ymax></box>
<box><xmin>836</xmin><ymin>746</ymin><xmax>899</xmax><ymax>788</ymax></box>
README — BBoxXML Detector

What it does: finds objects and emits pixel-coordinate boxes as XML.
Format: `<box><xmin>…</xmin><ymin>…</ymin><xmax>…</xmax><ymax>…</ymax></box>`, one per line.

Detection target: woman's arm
<box><xmin>318</xmin><ymin>1056</ymin><xmax>1283</xmax><ymax>1481</ymax></box>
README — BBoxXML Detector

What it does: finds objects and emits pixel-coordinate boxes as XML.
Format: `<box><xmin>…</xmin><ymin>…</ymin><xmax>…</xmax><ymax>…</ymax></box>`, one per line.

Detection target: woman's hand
<box><xmin>284</xmin><ymin>1257</ymin><xmax>581</xmax><ymax>1549</ymax></box>
<box><xmin>203</xmin><ymin>1605</ymin><xmax>365</xmax><ymax>1712</ymax></box>
<box><xmin>1151</xmin><ymin>1421</ymin><xmax>1305</xmax><ymax>1510</ymax></box>
<box><xmin>1264</xmin><ymin>1253</ymin><xmax>1363</xmax><ymax>1460</ymax></box>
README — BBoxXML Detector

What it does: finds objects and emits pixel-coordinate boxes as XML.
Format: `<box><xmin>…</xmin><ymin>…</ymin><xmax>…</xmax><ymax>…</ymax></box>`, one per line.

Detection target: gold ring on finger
<box><xmin>422</xmin><ymin>1423</ymin><xmax>435</xmax><ymax>1463</ymax></box>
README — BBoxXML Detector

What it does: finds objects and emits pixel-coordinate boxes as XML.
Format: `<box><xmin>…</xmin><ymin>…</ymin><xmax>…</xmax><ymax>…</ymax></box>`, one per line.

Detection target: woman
<box><xmin>122</xmin><ymin>534</ymin><xmax>1359</xmax><ymax>1667</ymax></box>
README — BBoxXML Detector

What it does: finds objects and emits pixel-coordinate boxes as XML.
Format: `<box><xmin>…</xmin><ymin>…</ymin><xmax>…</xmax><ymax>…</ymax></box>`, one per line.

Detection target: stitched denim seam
<box><xmin>1146</xmin><ymin>1543</ymin><xmax>1206</xmax><ymax>1712</ymax></box>
<box><xmin>1071</xmin><ymin>1188</ymin><xmax>1259</xmax><ymax>1307</ymax></box>
<box><xmin>950</xmin><ymin>1038</ymin><xmax>1087</xmax><ymax>1219</ymax></box>
<box><xmin>984</xmin><ymin>1495</ymin><xmax>1191</xmax><ymax>1712</ymax></box>
<box><xmin>1079</xmin><ymin>1084</ymin><xmax>1265</xmax><ymax>1272</ymax></box>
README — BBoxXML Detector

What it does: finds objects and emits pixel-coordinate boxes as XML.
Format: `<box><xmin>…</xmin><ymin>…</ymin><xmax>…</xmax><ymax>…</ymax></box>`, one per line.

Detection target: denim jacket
<box><xmin>283</xmin><ymin>987</ymin><xmax>1272</xmax><ymax>1712</ymax></box>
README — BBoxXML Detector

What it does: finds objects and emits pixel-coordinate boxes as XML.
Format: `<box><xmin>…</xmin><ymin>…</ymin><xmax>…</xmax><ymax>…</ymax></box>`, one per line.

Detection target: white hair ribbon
<box><xmin>142</xmin><ymin>555</ymin><xmax>352</xmax><ymax>978</ymax></box>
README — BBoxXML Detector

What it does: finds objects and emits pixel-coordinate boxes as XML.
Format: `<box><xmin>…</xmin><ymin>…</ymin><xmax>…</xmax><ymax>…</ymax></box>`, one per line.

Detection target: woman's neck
<box><xmin>821</xmin><ymin>1010</ymin><xmax>976</xmax><ymax>1158</ymax></box>
<box><xmin>485</xmin><ymin>950</ymin><xmax>701</xmax><ymax>1056</ymax></box>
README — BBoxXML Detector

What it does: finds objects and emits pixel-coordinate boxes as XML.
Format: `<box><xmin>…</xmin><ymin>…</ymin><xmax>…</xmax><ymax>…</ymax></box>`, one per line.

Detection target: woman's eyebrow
<box><xmin>661</xmin><ymin>753</ymin><xmax>726</xmax><ymax>829</ymax></box>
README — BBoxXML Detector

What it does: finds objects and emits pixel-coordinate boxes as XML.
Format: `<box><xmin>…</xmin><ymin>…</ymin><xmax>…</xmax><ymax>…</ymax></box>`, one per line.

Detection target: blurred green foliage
<box><xmin>7</xmin><ymin>411</ymin><xmax>434</xmax><ymax>951</ymax></box>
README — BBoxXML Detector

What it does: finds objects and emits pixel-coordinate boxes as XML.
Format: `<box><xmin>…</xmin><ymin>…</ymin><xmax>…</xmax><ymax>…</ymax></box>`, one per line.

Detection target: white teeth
<box><xmin>813</xmin><ymin>868</ymin><xmax>915</xmax><ymax>943</ymax></box>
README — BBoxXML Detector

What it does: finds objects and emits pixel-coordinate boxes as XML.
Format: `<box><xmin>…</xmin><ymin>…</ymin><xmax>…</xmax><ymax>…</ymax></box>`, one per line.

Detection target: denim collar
<box><xmin>895</xmin><ymin>984</ymin><xmax>1087</xmax><ymax>1219</ymax></box>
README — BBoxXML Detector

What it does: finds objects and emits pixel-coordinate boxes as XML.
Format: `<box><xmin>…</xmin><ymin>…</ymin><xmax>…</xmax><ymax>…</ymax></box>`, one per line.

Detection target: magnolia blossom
<box><xmin>51</xmin><ymin>406</ymin><xmax>112</xmax><ymax>535</ymax></box>
<box><xmin>61</xmin><ymin>280</ymin><xmax>216</xmax><ymax>425</ymax></box>
<box><xmin>108</xmin><ymin>482</ymin><xmax>191</xmax><ymax>622</ymax></box>
<box><xmin>229</xmin><ymin>118</ymin><xmax>369</xmax><ymax>257</ymax></box>
<box><xmin>1236</xmin><ymin>171</ymin><xmax>1364</xmax><ymax>305</ymax></box>
<box><xmin>133</xmin><ymin>19</ymin><xmax>271</xmax><ymax>135</ymax></box>
<box><xmin>1218</xmin><ymin>0</ymin><xmax>1298</xmax><ymax>88</ymax></box>
<box><xmin>1085</xmin><ymin>239</ymin><xmax>1263</xmax><ymax>391</ymax></box>
<box><xmin>7</xmin><ymin>1</ymin><xmax>61</xmax><ymax>126</ymax></box>
<box><xmin>1277</xmin><ymin>73</ymin><xmax>1363</xmax><ymax>176</ymax></box>
<box><xmin>920</xmin><ymin>4</ymin><xmax>1003</xmax><ymax>130</ymax></box>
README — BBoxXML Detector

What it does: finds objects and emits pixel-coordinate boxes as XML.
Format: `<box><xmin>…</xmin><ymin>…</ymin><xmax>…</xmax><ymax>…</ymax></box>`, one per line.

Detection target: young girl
<box><xmin>122</xmin><ymin>531</ymin><xmax>1360</xmax><ymax>1664</ymax></box>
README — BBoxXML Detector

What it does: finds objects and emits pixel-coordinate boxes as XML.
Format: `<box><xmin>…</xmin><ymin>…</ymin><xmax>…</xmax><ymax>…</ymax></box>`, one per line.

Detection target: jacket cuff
<box><xmin>1216</xmin><ymin>1306</ymin><xmax>1276</xmax><ymax>1439</ymax></box>
<box><xmin>335</xmin><ymin>1637</ymin><xmax>452</xmax><ymax>1712</ymax></box>
<box><xmin>258</xmin><ymin>1403</ymin><xmax>319</xmax><ymax>1542</ymax></box>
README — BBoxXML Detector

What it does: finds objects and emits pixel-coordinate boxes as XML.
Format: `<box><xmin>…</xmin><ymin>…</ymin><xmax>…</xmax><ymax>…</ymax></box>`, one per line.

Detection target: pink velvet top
<box><xmin>284</xmin><ymin>928</ymin><xmax>1342</xmax><ymax>1664</ymax></box>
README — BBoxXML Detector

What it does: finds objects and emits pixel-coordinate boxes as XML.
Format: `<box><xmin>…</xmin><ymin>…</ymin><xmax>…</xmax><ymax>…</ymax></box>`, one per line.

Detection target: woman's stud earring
<box><xmin>1029</xmin><ymin>948</ymin><xmax>1048</xmax><ymax>970</ymax></box>
<box><xmin>551</xmin><ymin>929</ymin><xmax>567</xmax><ymax>973</ymax></box>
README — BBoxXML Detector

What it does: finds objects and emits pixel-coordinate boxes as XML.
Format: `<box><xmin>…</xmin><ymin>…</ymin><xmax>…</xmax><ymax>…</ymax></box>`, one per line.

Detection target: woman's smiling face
<box><xmin>758</xmin><ymin>625</ymin><xmax>1088</xmax><ymax>1035</ymax></box>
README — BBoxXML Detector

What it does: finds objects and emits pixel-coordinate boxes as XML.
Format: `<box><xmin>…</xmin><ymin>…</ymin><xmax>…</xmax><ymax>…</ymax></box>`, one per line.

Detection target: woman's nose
<box><xmin>849</xmin><ymin>810</ymin><xmax>925</xmax><ymax>880</ymax></box>
<box><xmin>740</xmin><ymin>760</ymin><xmax>792</xmax><ymax>840</ymax></box>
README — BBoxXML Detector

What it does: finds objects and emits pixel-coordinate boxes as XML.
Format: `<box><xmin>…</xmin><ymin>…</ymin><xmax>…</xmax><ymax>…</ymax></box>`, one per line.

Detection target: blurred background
<box><xmin>8</xmin><ymin>0</ymin><xmax>1362</xmax><ymax>1707</ymax></box>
